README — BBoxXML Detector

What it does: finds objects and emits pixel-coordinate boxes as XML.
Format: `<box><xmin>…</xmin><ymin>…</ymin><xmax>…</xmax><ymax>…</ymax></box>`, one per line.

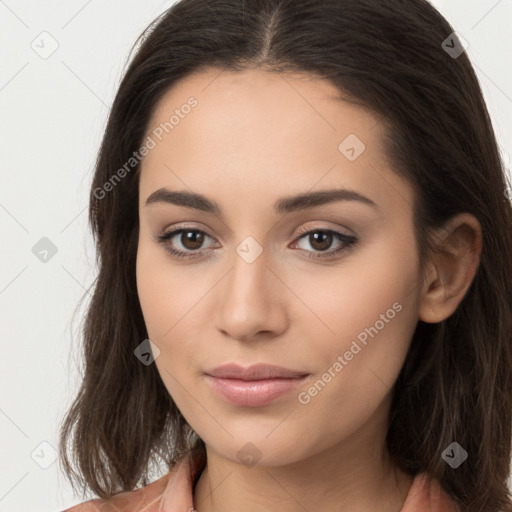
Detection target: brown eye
<box><xmin>292</xmin><ymin>228</ymin><xmax>358</xmax><ymax>260</ymax></box>
<box><xmin>307</xmin><ymin>231</ymin><xmax>333</xmax><ymax>252</ymax></box>
<box><xmin>180</xmin><ymin>230</ymin><xmax>205</xmax><ymax>250</ymax></box>
<box><xmin>156</xmin><ymin>228</ymin><xmax>216</xmax><ymax>260</ymax></box>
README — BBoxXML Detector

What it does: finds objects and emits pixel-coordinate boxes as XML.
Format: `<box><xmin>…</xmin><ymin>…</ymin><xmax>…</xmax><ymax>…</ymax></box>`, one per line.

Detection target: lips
<box><xmin>204</xmin><ymin>363</ymin><xmax>310</xmax><ymax>407</ymax></box>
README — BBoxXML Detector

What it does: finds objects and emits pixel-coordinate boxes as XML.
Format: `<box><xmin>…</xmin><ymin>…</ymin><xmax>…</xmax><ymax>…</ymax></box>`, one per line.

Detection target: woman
<box><xmin>59</xmin><ymin>0</ymin><xmax>512</xmax><ymax>511</ymax></box>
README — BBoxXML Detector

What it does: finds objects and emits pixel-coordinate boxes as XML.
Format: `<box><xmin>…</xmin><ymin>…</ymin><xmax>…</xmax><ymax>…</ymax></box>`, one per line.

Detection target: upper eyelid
<box><xmin>162</xmin><ymin>219</ymin><xmax>354</xmax><ymax>235</ymax></box>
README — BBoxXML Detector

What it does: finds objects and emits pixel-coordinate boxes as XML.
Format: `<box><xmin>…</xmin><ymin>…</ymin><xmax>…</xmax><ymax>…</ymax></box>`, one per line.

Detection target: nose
<box><xmin>214</xmin><ymin>244</ymin><xmax>289</xmax><ymax>342</ymax></box>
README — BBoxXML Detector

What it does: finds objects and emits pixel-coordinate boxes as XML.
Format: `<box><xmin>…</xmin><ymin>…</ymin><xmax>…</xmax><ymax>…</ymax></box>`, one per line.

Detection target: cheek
<box><xmin>136</xmin><ymin>252</ymin><xmax>194</xmax><ymax>409</ymax></box>
<box><xmin>135</xmin><ymin>240</ymin><xmax>213</xmax><ymax>395</ymax></box>
<box><xmin>292</xmin><ymin>234</ymin><xmax>419</xmax><ymax>400</ymax></box>
<box><xmin>136</xmin><ymin>239</ymin><xmax>207</xmax><ymax>341</ymax></box>
<box><xmin>294</xmin><ymin>245</ymin><xmax>417</xmax><ymax>338</ymax></box>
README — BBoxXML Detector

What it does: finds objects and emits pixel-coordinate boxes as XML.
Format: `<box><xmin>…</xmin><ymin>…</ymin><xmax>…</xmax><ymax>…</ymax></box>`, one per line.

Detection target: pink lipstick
<box><xmin>204</xmin><ymin>363</ymin><xmax>309</xmax><ymax>407</ymax></box>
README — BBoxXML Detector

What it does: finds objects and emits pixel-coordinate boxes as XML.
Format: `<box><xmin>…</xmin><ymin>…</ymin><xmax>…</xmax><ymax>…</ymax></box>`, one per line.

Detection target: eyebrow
<box><xmin>144</xmin><ymin>187</ymin><xmax>378</xmax><ymax>214</ymax></box>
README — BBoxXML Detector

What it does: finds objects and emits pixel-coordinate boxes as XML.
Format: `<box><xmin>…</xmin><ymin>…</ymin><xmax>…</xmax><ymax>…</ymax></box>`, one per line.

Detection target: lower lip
<box><xmin>205</xmin><ymin>375</ymin><xmax>309</xmax><ymax>407</ymax></box>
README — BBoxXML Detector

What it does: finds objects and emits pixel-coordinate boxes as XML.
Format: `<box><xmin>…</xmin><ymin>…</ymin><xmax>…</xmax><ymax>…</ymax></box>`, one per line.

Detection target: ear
<box><xmin>418</xmin><ymin>213</ymin><xmax>482</xmax><ymax>324</ymax></box>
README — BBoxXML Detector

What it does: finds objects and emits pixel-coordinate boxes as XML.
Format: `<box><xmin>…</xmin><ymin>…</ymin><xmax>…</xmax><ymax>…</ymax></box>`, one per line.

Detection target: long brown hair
<box><xmin>59</xmin><ymin>0</ymin><xmax>512</xmax><ymax>509</ymax></box>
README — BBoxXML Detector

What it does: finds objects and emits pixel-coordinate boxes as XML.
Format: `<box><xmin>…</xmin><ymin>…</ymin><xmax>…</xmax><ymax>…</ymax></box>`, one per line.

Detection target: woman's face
<box><xmin>136</xmin><ymin>68</ymin><xmax>424</xmax><ymax>466</ymax></box>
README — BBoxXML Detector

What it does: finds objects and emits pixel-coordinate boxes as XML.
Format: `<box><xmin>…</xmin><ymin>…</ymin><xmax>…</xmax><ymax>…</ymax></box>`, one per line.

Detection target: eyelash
<box><xmin>155</xmin><ymin>226</ymin><xmax>358</xmax><ymax>261</ymax></box>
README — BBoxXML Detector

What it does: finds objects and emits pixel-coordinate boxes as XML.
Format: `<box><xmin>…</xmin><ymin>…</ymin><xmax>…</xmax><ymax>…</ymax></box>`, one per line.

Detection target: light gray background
<box><xmin>1</xmin><ymin>1</ymin><xmax>511</xmax><ymax>511</ymax></box>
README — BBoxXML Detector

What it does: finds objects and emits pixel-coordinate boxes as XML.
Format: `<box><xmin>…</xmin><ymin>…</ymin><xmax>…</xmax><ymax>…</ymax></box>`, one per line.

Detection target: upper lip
<box><xmin>205</xmin><ymin>363</ymin><xmax>309</xmax><ymax>381</ymax></box>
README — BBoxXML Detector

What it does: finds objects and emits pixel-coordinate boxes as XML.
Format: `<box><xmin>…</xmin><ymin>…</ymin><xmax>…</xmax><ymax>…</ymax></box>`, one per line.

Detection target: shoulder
<box><xmin>401</xmin><ymin>472</ymin><xmax>461</xmax><ymax>512</ymax></box>
<box><xmin>62</xmin><ymin>449</ymin><xmax>206</xmax><ymax>512</ymax></box>
<box><xmin>62</xmin><ymin>472</ymin><xmax>171</xmax><ymax>512</ymax></box>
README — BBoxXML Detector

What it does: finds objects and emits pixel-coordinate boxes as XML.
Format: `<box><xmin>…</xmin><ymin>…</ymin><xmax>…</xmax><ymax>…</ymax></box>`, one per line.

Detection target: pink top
<box><xmin>62</xmin><ymin>452</ymin><xmax>460</xmax><ymax>511</ymax></box>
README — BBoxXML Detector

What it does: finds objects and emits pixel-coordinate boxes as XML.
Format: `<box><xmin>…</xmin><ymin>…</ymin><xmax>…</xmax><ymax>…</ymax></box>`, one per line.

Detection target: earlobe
<box><xmin>418</xmin><ymin>213</ymin><xmax>482</xmax><ymax>324</ymax></box>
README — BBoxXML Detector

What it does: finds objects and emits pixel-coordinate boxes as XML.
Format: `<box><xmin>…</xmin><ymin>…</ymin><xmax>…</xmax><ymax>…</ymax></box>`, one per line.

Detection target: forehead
<box><xmin>144</xmin><ymin>67</ymin><xmax>380</xmax><ymax>154</ymax></box>
<box><xmin>139</xmin><ymin>68</ymin><xmax>413</xmax><ymax>216</ymax></box>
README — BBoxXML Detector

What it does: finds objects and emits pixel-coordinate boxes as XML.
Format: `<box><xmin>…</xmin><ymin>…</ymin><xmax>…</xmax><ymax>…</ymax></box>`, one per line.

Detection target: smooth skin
<box><xmin>136</xmin><ymin>68</ymin><xmax>482</xmax><ymax>512</ymax></box>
